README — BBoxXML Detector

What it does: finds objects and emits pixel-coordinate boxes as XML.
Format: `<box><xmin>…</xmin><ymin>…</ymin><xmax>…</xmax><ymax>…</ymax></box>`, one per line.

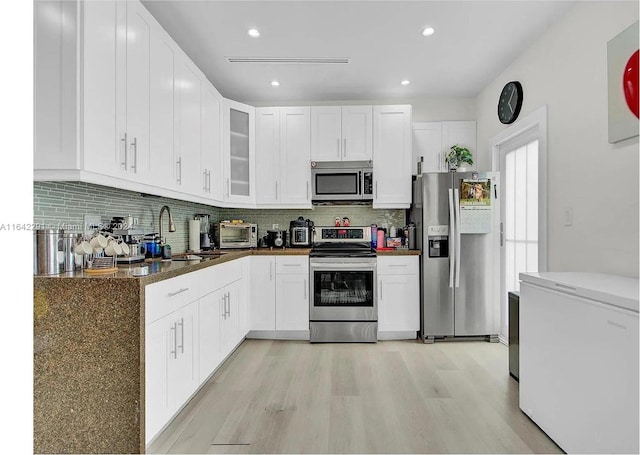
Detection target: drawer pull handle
<box><xmin>167</xmin><ymin>287</ymin><xmax>189</xmax><ymax>297</ymax></box>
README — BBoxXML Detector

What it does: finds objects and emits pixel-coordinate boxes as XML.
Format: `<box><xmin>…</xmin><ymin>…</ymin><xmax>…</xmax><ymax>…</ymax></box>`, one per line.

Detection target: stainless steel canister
<box><xmin>62</xmin><ymin>232</ymin><xmax>78</xmax><ymax>272</ymax></box>
<box><xmin>407</xmin><ymin>223</ymin><xmax>416</xmax><ymax>250</ymax></box>
<box><xmin>34</xmin><ymin>229</ymin><xmax>64</xmax><ymax>275</ymax></box>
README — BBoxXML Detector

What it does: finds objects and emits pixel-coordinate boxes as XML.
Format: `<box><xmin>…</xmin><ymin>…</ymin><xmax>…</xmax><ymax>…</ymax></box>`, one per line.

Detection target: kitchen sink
<box><xmin>172</xmin><ymin>254</ymin><xmax>204</xmax><ymax>261</ymax></box>
<box><xmin>172</xmin><ymin>252</ymin><xmax>228</xmax><ymax>262</ymax></box>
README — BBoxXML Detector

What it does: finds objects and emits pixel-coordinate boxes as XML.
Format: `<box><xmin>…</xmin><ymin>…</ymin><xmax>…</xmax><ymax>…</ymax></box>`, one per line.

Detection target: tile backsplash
<box><xmin>34</xmin><ymin>182</ymin><xmax>406</xmax><ymax>253</ymax></box>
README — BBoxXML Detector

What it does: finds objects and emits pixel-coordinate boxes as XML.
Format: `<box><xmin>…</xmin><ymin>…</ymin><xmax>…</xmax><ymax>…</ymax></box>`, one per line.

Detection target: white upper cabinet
<box><xmin>82</xmin><ymin>0</ymin><xmax>153</xmax><ymax>182</ymax></box>
<box><xmin>372</xmin><ymin>105</ymin><xmax>412</xmax><ymax>208</ymax></box>
<box><xmin>255</xmin><ymin>108</ymin><xmax>280</xmax><ymax>205</ymax></box>
<box><xmin>223</xmin><ymin>98</ymin><xmax>255</xmax><ymax>205</ymax></box>
<box><xmin>310</xmin><ymin>106</ymin><xmax>372</xmax><ymax>162</ymax></box>
<box><xmin>412</xmin><ymin>121</ymin><xmax>476</xmax><ymax>174</ymax></box>
<box><xmin>124</xmin><ymin>1</ymin><xmax>152</xmax><ymax>181</ymax></box>
<box><xmin>412</xmin><ymin>122</ymin><xmax>443</xmax><ymax>174</ymax></box>
<box><xmin>280</xmin><ymin>107</ymin><xmax>311</xmax><ymax>205</ymax></box>
<box><xmin>148</xmin><ymin>23</ymin><xmax>178</xmax><ymax>189</ymax></box>
<box><xmin>81</xmin><ymin>0</ymin><xmax>125</xmax><ymax>177</ymax></box>
<box><xmin>255</xmin><ymin>107</ymin><xmax>311</xmax><ymax>208</ymax></box>
<box><xmin>174</xmin><ymin>56</ymin><xmax>202</xmax><ymax>195</ymax></box>
<box><xmin>200</xmin><ymin>84</ymin><xmax>223</xmax><ymax>201</ymax></box>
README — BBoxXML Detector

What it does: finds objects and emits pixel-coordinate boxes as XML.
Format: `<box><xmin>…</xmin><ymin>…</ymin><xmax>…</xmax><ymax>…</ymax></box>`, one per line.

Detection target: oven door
<box><xmin>309</xmin><ymin>257</ymin><xmax>377</xmax><ymax>321</ymax></box>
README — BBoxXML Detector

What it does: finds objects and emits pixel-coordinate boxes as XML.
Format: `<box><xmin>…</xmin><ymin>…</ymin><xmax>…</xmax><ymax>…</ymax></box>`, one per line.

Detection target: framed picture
<box><xmin>607</xmin><ymin>21</ymin><xmax>639</xmax><ymax>143</ymax></box>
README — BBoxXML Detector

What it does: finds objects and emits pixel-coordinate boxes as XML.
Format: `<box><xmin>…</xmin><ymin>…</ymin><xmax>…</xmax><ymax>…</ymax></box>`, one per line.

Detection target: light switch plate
<box><xmin>563</xmin><ymin>207</ymin><xmax>573</xmax><ymax>226</ymax></box>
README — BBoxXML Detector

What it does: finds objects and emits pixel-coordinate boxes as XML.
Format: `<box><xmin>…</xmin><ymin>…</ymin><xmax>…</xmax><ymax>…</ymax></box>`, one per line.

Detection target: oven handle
<box><xmin>310</xmin><ymin>263</ymin><xmax>377</xmax><ymax>270</ymax></box>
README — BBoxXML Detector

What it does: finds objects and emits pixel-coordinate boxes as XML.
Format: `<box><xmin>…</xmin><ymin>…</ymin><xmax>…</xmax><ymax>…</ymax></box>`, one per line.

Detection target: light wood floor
<box><xmin>148</xmin><ymin>339</ymin><xmax>562</xmax><ymax>454</ymax></box>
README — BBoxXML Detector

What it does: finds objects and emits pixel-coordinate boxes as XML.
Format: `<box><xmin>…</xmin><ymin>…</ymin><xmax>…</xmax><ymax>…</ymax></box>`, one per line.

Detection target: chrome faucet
<box><xmin>159</xmin><ymin>205</ymin><xmax>176</xmax><ymax>243</ymax></box>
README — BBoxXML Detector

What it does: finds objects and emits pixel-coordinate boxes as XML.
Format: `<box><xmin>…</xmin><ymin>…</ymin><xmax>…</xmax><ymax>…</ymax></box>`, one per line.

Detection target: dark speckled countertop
<box><xmin>36</xmin><ymin>247</ymin><xmax>419</xmax><ymax>285</ymax></box>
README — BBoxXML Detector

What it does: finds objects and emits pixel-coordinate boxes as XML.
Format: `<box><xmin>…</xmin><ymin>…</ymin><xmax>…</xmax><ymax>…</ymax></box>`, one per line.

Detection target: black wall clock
<box><xmin>497</xmin><ymin>81</ymin><xmax>523</xmax><ymax>124</ymax></box>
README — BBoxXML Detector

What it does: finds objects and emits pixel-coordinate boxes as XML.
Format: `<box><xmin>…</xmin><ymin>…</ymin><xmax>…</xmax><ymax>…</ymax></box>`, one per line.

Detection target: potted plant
<box><xmin>445</xmin><ymin>145</ymin><xmax>474</xmax><ymax>171</ymax></box>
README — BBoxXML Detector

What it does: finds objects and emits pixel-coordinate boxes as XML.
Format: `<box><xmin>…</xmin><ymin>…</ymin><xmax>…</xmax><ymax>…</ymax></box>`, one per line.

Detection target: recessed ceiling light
<box><xmin>248</xmin><ymin>29</ymin><xmax>260</xmax><ymax>38</ymax></box>
<box><xmin>271</xmin><ymin>80</ymin><xmax>280</xmax><ymax>87</ymax></box>
<box><xmin>422</xmin><ymin>27</ymin><xmax>435</xmax><ymax>37</ymax></box>
<box><xmin>401</xmin><ymin>80</ymin><xmax>411</xmax><ymax>86</ymax></box>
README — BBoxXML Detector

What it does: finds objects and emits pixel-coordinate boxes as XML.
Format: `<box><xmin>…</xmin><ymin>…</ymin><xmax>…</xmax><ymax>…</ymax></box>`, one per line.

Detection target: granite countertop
<box><xmin>34</xmin><ymin>247</ymin><xmax>420</xmax><ymax>285</ymax></box>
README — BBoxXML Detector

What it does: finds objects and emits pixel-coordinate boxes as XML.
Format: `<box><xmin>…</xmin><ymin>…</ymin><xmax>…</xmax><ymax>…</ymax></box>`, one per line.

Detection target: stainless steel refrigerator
<box><xmin>410</xmin><ymin>172</ymin><xmax>501</xmax><ymax>343</ymax></box>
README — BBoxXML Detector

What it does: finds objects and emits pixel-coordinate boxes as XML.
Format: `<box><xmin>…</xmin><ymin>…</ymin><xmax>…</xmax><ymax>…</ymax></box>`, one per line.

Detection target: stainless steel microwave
<box><xmin>213</xmin><ymin>222</ymin><xmax>258</xmax><ymax>249</ymax></box>
<box><xmin>311</xmin><ymin>161</ymin><xmax>373</xmax><ymax>201</ymax></box>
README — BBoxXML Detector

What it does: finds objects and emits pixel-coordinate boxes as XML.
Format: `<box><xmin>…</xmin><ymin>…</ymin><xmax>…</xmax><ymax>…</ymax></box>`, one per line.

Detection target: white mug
<box><xmin>104</xmin><ymin>240</ymin><xmax>123</xmax><ymax>257</ymax></box>
<box><xmin>90</xmin><ymin>234</ymin><xmax>108</xmax><ymax>249</ymax></box>
<box><xmin>74</xmin><ymin>240</ymin><xmax>93</xmax><ymax>255</ymax></box>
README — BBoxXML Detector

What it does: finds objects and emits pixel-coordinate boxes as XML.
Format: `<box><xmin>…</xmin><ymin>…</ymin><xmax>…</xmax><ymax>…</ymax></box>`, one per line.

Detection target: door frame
<box><xmin>490</xmin><ymin>105</ymin><xmax>548</xmax><ymax>342</ymax></box>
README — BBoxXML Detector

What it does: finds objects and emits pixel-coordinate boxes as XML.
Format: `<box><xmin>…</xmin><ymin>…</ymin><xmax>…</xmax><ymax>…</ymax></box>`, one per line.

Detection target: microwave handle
<box><xmin>359</xmin><ymin>171</ymin><xmax>362</xmax><ymax>196</ymax></box>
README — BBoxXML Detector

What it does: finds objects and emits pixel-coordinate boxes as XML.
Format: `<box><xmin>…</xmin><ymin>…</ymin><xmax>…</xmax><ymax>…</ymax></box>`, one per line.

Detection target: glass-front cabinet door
<box><xmin>223</xmin><ymin>98</ymin><xmax>255</xmax><ymax>205</ymax></box>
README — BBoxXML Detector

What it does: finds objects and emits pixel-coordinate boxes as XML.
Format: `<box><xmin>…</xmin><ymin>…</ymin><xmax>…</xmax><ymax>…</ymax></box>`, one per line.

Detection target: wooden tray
<box><xmin>84</xmin><ymin>267</ymin><xmax>119</xmax><ymax>275</ymax></box>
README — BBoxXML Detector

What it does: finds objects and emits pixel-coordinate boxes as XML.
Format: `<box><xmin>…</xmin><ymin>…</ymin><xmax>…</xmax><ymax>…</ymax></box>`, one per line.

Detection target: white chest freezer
<box><xmin>519</xmin><ymin>272</ymin><xmax>639</xmax><ymax>454</ymax></box>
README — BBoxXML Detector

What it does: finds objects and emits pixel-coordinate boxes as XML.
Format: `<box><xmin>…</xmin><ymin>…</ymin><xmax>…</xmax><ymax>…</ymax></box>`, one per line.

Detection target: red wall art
<box><xmin>607</xmin><ymin>21</ymin><xmax>639</xmax><ymax>143</ymax></box>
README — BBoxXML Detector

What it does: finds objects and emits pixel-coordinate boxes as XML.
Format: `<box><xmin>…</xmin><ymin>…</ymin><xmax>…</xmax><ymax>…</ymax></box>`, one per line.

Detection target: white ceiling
<box><xmin>141</xmin><ymin>0</ymin><xmax>576</xmax><ymax>104</ymax></box>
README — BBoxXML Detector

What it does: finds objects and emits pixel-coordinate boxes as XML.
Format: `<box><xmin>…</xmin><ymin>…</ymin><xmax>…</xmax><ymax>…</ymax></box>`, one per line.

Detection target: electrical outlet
<box><xmin>83</xmin><ymin>215</ymin><xmax>102</xmax><ymax>235</ymax></box>
<box><xmin>272</xmin><ymin>223</ymin><xmax>279</xmax><ymax>230</ymax></box>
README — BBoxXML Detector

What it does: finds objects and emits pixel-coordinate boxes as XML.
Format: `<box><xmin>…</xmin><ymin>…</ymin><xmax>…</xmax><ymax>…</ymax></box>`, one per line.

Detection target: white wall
<box><xmin>475</xmin><ymin>1</ymin><xmax>639</xmax><ymax>277</ymax></box>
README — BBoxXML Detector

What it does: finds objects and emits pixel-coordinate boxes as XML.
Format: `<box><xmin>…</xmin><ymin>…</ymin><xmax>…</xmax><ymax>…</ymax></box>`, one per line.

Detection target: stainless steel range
<box><xmin>309</xmin><ymin>226</ymin><xmax>377</xmax><ymax>343</ymax></box>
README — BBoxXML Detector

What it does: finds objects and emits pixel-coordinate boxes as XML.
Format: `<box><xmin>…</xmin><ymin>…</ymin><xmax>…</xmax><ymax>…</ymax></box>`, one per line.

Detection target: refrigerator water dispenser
<box><xmin>428</xmin><ymin>236</ymin><xmax>448</xmax><ymax>258</ymax></box>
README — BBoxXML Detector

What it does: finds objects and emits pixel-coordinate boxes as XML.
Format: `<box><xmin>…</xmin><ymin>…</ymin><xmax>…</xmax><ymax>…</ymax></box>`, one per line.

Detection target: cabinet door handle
<box><xmin>379</xmin><ymin>281</ymin><xmax>383</xmax><ymax>301</ymax></box>
<box><xmin>275</xmin><ymin>181</ymin><xmax>278</xmax><ymax>200</ymax></box>
<box><xmin>269</xmin><ymin>261</ymin><xmax>273</xmax><ymax>281</ymax></box>
<box><xmin>177</xmin><ymin>317</ymin><xmax>184</xmax><ymax>354</ymax></box>
<box><xmin>203</xmin><ymin>169</ymin><xmax>208</xmax><ymax>191</ymax></box>
<box><xmin>170</xmin><ymin>322</ymin><xmax>177</xmax><ymax>359</ymax></box>
<box><xmin>167</xmin><ymin>287</ymin><xmax>189</xmax><ymax>297</ymax></box>
<box><xmin>176</xmin><ymin>157</ymin><xmax>182</xmax><ymax>184</ymax></box>
<box><xmin>375</xmin><ymin>180</ymin><xmax>378</xmax><ymax>199</ymax></box>
<box><xmin>306</xmin><ymin>181</ymin><xmax>310</xmax><ymax>200</ymax></box>
<box><xmin>388</xmin><ymin>264</ymin><xmax>407</xmax><ymax>268</ymax></box>
<box><xmin>282</xmin><ymin>263</ymin><xmax>301</xmax><ymax>267</ymax></box>
<box><xmin>130</xmin><ymin>137</ymin><xmax>137</xmax><ymax>173</ymax></box>
<box><xmin>343</xmin><ymin>138</ymin><xmax>346</xmax><ymax>158</ymax></box>
<box><xmin>120</xmin><ymin>133</ymin><xmax>128</xmax><ymax>169</ymax></box>
<box><xmin>208</xmin><ymin>170</ymin><xmax>212</xmax><ymax>192</ymax></box>
<box><xmin>221</xmin><ymin>295</ymin><xmax>226</xmax><ymax>320</ymax></box>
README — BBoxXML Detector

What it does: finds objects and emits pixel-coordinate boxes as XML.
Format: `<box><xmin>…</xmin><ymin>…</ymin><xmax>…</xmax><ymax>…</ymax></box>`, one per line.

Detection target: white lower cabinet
<box><xmin>197</xmin><ymin>290</ymin><xmax>222</xmax><ymax>383</ymax></box>
<box><xmin>377</xmin><ymin>256</ymin><xmax>419</xmax><ymax>339</ymax></box>
<box><xmin>275</xmin><ymin>259</ymin><xmax>310</xmax><ymax>331</ymax></box>
<box><xmin>250</xmin><ymin>256</ymin><xmax>276</xmax><ymax>330</ymax></box>
<box><xmin>145</xmin><ymin>259</ymin><xmax>249</xmax><ymax>446</ymax></box>
<box><xmin>249</xmin><ymin>255</ymin><xmax>309</xmax><ymax>338</ymax></box>
<box><xmin>145</xmin><ymin>273</ymin><xmax>199</xmax><ymax>444</ymax></box>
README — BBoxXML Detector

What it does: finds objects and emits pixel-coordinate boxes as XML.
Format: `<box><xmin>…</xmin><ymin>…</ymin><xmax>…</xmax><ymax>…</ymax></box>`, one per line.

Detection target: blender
<box><xmin>194</xmin><ymin>214</ymin><xmax>212</xmax><ymax>250</ymax></box>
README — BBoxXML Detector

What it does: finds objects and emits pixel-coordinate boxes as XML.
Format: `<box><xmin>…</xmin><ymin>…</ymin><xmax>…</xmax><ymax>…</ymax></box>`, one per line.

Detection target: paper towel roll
<box><xmin>189</xmin><ymin>220</ymin><xmax>201</xmax><ymax>252</ymax></box>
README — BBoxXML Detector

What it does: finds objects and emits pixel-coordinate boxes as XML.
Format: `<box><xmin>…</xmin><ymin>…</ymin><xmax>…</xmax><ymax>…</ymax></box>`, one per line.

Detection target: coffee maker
<box><xmin>194</xmin><ymin>214</ymin><xmax>212</xmax><ymax>250</ymax></box>
<box><xmin>111</xmin><ymin>227</ymin><xmax>146</xmax><ymax>263</ymax></box>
